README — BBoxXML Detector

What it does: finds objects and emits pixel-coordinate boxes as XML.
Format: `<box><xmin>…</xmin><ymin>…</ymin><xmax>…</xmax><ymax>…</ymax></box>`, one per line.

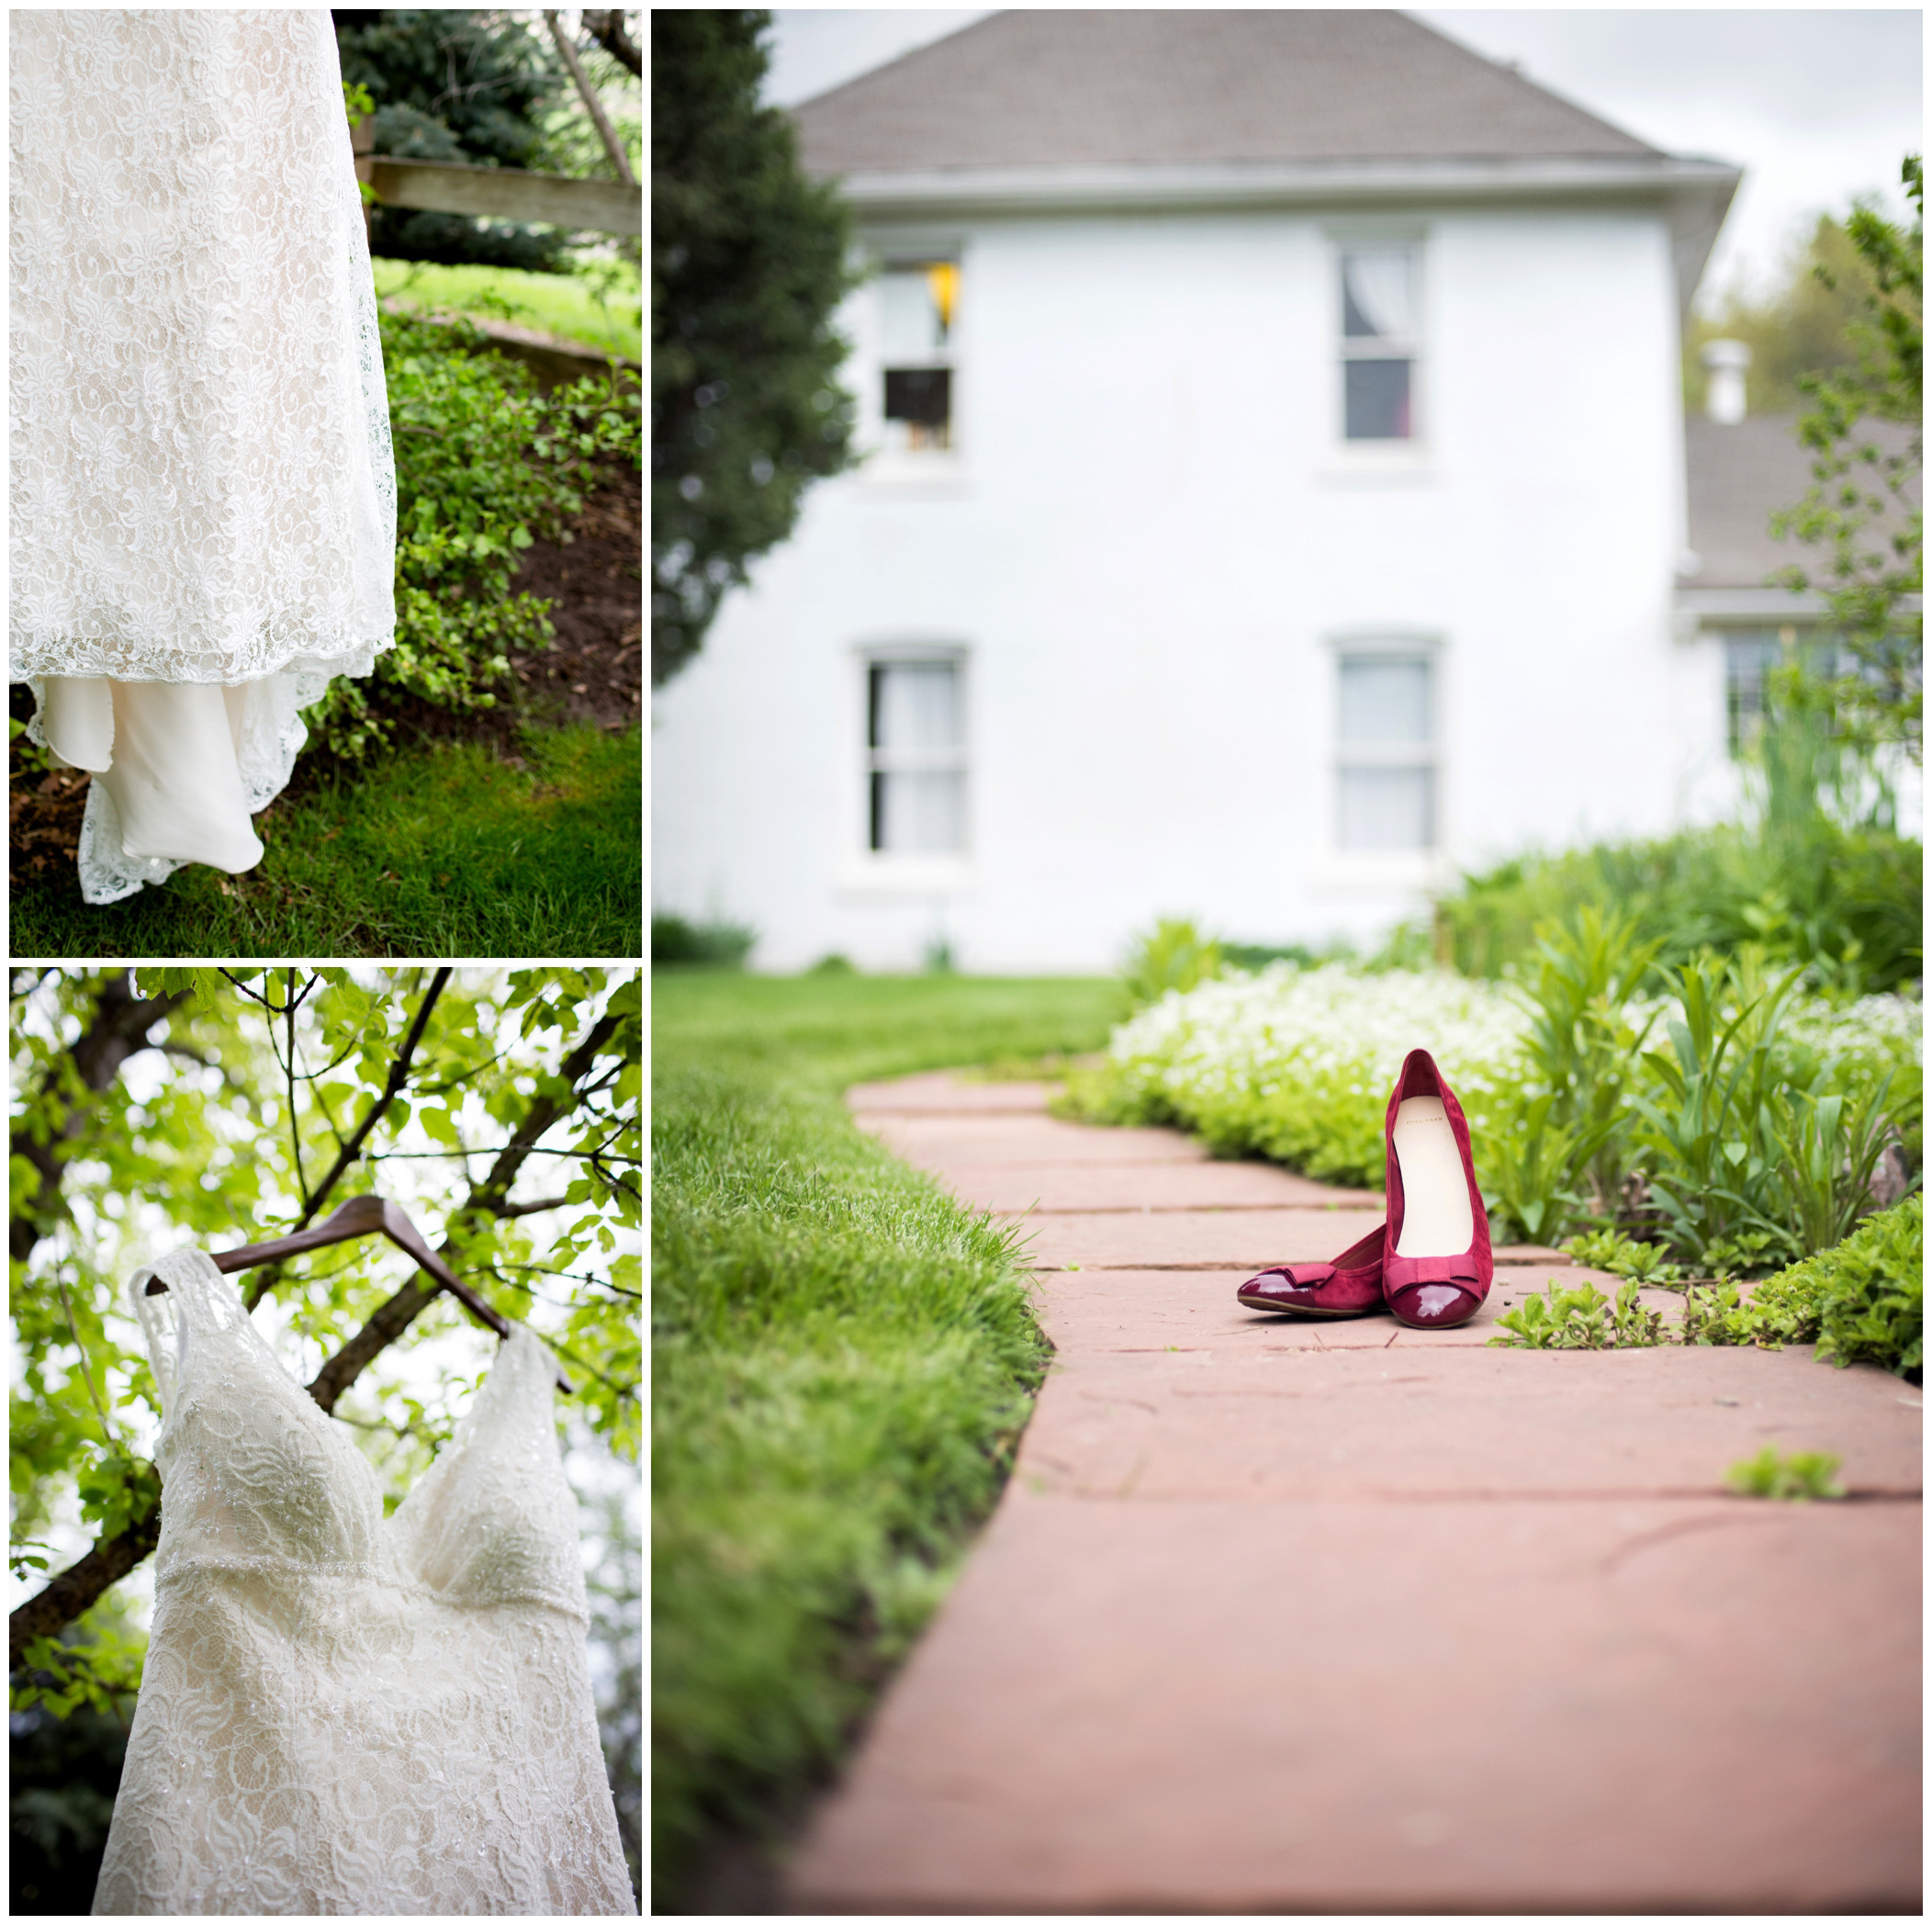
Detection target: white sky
<box><xmin>761</xmin><ymin>7</ymin><xmax>1923</xmax><ymax>313</ymax></box>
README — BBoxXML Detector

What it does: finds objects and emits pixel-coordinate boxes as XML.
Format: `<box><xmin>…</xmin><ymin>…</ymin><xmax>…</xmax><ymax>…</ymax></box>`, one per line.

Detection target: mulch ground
<box><xmin>7</xmin><ymin>460</ymin><xmax>640</xmax><ymax>885</ymax></box>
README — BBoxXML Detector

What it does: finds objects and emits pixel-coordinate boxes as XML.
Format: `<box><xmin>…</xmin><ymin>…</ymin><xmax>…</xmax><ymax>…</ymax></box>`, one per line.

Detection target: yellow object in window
<box><xmin>925</xmin><ymin>262</ymin><xmax>959</xmax><ymax>339</ymax></box>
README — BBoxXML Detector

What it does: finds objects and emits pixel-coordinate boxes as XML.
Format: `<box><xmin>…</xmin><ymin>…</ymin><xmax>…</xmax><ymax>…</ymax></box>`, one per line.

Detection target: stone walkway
<box><xmin>781</xmin><ymin>1073</ymin><xmax>1921</xmax><ymax>1914</ymax></box>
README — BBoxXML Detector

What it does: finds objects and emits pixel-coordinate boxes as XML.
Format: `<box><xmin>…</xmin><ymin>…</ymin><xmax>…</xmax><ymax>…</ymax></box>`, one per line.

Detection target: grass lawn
<box><xmin>10</xmin><ymin>725</ymin><xmax>640</xmax><ymax>958</ymax></box>
<box><xmin>652</xmin><ymin>971</ymin><xmax>1126</xmax><ymax>1909</ymax></box>
<box><xmin>372</xmin><ymin>256</ymin><xmax>642</xmax><ymax>362</ymax></box>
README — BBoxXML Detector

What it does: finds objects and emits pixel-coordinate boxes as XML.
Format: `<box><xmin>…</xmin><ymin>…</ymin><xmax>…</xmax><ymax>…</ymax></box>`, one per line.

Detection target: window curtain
<box><xmin>1343</xmin><ymin>250</ymin><xmax>1413</xmax><ymax>341</ymax></box>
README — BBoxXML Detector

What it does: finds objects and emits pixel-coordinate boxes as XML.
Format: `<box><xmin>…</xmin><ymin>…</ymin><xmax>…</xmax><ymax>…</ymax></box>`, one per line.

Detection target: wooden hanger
<box><xmin>145</xmin><ymin>1193</ymin><xmax>574</xmax><ymax>1393</ymax></box>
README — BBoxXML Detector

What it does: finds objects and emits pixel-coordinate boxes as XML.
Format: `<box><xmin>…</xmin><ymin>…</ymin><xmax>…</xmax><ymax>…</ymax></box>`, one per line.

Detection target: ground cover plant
<box><xmin>307</xmin><ymin>305</ymin><xmax>639</xmax><ymax>762</ymax></box>
<box><xmin>1724</xmin><ymin>1447</ymin><xmax>1847</xmax><ymax>1501</ymax></box>
<box><xmin>653</xmin><ymin>971</ymin><xmax>1124</xmax><ymax>1910</ymax></box>
<box><xmin>1679</xmin><ymin>1195</ymin><xmax>1924</xmax><ymax>1379</ymax></box>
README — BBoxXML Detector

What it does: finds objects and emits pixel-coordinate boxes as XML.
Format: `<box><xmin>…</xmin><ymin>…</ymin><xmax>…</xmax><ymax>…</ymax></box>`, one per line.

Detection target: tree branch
<box><xmin>583</xmin><ymin>9</ymin><xmax>641</xmax><ymax>77</ymax></box>
<box><xmin>9</xmin><ymin>974</ymin><xmax>189</xmax><ymax>1265</ymax></box>
<box><xmin>8</xmin><ymin>1504</ymin><xmax>161</xmax><ymax>1670</ymax></box>
<box><xmin>489</xmin><ymin>1194</ymin><xmax>575</xmax><ymax>1219</ymax></box>
<box><xmin>305</xmin><ymin>1009</ymin><xmax>623</xmax><ymax>1413</ymax></box>
<box><xmin>242</xmin><ymin>969</ymin><xmax>454</xmax><ymax>1311</ymax></box>
<box><xmin>292</xmin><ymin>968</ymin><xmax>453</xmax><ymax>1231</ymax></box>
<box><xmin>545</xmin><ymin>9</ymin><xmax>637</xmax><ymax>187</ymax></box>
<box><xmin>9</xmin><ymin>993</ymin><xmax>627</xmax><ymax>1660</ymax></box>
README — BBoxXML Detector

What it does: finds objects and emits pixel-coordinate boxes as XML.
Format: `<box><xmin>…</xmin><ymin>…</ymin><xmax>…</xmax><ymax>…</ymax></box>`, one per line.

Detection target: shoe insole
<box><xmin>1392</xmin><ymin>1096</ymin><xmax>1474</xmax><ymax>1257</ymax></box>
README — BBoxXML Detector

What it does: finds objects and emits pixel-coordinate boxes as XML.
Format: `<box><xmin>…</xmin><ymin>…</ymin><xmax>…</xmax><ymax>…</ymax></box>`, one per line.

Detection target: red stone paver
<box><xmin>944</xmin><ymin>1158</ymin><xmax>1374</xmax><ymax>1214</ymax></box>
<box><xmin>784</xmin><ymin>1071</ymin><xmax>1923</xmax><ymax>1913</ymax></box>
<box><xmin>1017</xmin><ymin>1343</ymin><xmax>1922</xmax><ymax>1502</ymax></box>
<box><xmin>790</xmin><ymin>1490</ymin><xmax>1918</xmax><ymax>1914</ymax></box>
<box><xmin>848</xmin><ymin>1072</ymin><xmax>1055</xmax><ymax>1114</ymax></box>
<box><xmin>1036</xmin><ymin>1265</ymin><xmax>1657</xmax><ymax>1355</ymax></box>
<box><xmin>856</xmin><ymin>1112</ymin><xmax>1213</xmax><ymax>1165</ymax></box>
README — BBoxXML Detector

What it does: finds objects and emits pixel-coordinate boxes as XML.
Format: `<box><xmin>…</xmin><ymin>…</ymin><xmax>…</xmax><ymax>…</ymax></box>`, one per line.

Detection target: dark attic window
<box><xmin>884</xmin><ymin>367</ymin><xmax>950</xmax><ymax>431</ymax></box>
<box><xmin>881</xmin><ymin>261</ymin><xmax>957</xmax><ymax>452</ymax></box>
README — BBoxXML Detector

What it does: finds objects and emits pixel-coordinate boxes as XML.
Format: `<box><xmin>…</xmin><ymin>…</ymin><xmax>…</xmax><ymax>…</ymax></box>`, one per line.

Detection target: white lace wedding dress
<box><xmin>92</xmin><ymin>1251</ymin><xmax>635</xmax><ymax>1916</ymax></box>
<box><xmin>10</xmin><ymin>11</ymin><xmax>396</xmax><ymax>905</ymax></box>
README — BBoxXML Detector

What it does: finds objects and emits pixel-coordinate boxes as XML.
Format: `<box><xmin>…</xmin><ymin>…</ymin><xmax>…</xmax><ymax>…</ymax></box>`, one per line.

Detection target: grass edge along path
<box><xmin>651</xmin><ymin>972</ymin><xmax>1125</xmax><ymax>1911</ymax></box>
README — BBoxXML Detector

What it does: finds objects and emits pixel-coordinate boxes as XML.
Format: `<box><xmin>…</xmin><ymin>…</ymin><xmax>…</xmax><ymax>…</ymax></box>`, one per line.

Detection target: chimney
<box><xmin>1701</xmin><ymin>339</ymin><xmax>1751</xmax><ymax>425</ymax></box>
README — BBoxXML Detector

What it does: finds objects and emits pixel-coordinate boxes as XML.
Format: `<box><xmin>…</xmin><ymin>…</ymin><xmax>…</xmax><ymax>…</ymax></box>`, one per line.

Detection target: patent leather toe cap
<box><xmin>1387</xmin><ymin>1280</ymin><xmax>1480</xmax><ymax>1327</ymax></box>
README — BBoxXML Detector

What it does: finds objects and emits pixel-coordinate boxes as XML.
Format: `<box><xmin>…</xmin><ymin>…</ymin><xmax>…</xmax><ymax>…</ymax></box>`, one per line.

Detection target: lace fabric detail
<box><xmin>9</xmin><ymin>10</ymin><xmax>397</xmax><ymax>687</ymax></box>
<box><xmin>96</xmin><ymin>1251</ymin><xmax>634</xmax><ymax>1915</ymax></box>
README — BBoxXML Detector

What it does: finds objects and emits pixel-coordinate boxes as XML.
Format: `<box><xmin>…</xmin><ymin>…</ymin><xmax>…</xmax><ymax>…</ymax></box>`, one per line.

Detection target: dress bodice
<box><xmin>135</xmin><ymin>1249</ymin><xmax>590</xmax><ymax>1618</ymax></box>
<box><xmin>95</xmin><ymin>1249</ymin><xmax>631</xmax><ymax>1915</ymax></box>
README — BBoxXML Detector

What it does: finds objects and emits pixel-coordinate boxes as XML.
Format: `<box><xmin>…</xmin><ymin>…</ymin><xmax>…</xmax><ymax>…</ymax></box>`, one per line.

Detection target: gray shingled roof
<box><xmin>1683</xmin><ymin>415</ymin><xmax>1819</xmax><ymax>591</ymax></box>
<box><xmin>792</xmin><ymin>10</ymin><xmax>1664</xmax><ymax>176</ymax></box>
<box><xmin>1683</xmin><ymin>414</ymin><xmax>1919</xmax><ymax>591</ymax></box>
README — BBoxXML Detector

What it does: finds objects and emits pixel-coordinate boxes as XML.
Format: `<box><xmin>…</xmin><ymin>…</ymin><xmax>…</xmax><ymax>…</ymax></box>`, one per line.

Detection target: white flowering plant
<box><xmin>1061</xmin><ymin>918</ymin><xmax>1921</xmax><ymax>1266</ymax></box>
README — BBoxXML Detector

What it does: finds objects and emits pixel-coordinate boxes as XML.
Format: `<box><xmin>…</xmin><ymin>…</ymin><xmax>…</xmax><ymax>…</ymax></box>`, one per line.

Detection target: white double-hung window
<box><xmin>879</xmin><ymin>261</ymin><xmax>959</xmax><ymax>454</ymax></box>
<box><xmin>1339</xmin><ymin>244</ymin><xmax>1420</xmax><ymax>443</ymax></box>
<box><xmin>1336</xmin><ymin>647</ymin><xmax>1436</xmax><ymax>850</ymax></box>
<box><xmin>865</xmin><ymin>654</ymin><xmax>968</xmax><ymax>854</ymax></box>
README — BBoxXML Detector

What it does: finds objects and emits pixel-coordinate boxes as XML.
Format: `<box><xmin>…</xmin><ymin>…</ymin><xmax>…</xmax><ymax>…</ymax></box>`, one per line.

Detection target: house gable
<box><xmin>791</xmin><ymin>10</ymin><xmax>1662</xmax><ymax>174</ymax></box>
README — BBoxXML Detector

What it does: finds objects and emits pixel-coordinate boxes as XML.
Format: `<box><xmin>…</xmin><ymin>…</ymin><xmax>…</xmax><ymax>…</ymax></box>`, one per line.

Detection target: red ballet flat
<box><xmin>1381</xmin><ymin>1047</ymin><xmax>1492</xmax><ymax>1328</ymax></box>
<box><xmin>1236</xmin><ymin>1224</ymin><xmax>1387</xmax><ymax>1318</ymax></box>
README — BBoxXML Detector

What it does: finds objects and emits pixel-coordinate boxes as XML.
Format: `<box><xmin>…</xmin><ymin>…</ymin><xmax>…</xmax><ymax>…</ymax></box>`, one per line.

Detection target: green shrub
<box><xmin>652</xmin><ymin>914</ymin><xmax>755</xmax><ymax>969</ymax></box>
<box><xmin>1684</xmin><ymin>1196</ymin><xmax>1923</xmax><ymax>1379</ymax></box>
<box><xmin>1434</xmin><ymin>817</ymin><xmax>1921</xmax><ymax>996</ymax></box>
<box><xmin>305</xmin><ymin>309</ymin><xmax>641</xmax><ymax>760</ymax></box>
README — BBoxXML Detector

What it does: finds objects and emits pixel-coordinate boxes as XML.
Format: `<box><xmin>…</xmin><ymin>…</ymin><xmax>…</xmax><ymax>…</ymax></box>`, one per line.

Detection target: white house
<box><xmin>653</xmin><ymin>9</ymin><xmax>1763</xmax><ymax>972</ymax></box>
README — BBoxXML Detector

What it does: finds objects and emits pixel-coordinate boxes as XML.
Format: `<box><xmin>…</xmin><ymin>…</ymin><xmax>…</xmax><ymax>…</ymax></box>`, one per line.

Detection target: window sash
<box><xmin>864</xmin><ymin>659</ymin><xmax>968</xmax><ymax>855</ymax></box>
<box><xmin>1338</xmin><ymin>244</ymin><xmax>1419</xmax><ymax>443</ymax></box>
<box><xmin>1335</xmin><ymin>651</ymin><xmax>1436</xmax><ymax>850</ymax></box>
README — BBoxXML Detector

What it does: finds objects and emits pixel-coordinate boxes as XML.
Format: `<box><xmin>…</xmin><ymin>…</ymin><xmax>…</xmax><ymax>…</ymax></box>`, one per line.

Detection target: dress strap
<box><xmin>129</xmin><ymin>1249</ymin><xmax>256</xmax><ymax>1416</ymax></box>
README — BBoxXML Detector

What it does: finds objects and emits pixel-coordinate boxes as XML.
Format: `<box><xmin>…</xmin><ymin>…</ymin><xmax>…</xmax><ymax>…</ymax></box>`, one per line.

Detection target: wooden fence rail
<box><xmin>354</xmin><ymin>152</ymin><xmax>640</xmax><ymax>238</ymax></box>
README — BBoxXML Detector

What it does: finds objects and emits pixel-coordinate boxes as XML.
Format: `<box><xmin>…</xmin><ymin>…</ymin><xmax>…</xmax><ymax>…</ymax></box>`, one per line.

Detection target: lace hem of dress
<box><xmin>155</xmin><ymin>1551</ymin><xmax>591</xmax><ymax>1620</ymax></box>
<box><xmin>10</xmin><ymin>629</ymin><xmax>390</xmax><ymax>688</ymax></box>
<box><xmin>28</xmin><ymin>659</ymin><xmax>357</xmax><ymax>905</ymax></box>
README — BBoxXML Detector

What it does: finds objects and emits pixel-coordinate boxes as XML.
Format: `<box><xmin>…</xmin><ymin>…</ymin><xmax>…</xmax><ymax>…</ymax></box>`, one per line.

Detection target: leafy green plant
<box><xmin>1698</xmin><ymin>1230</ymin><xmax>1782</xmax><ymax>1280</ymax></box>
<box><xmin>1489</xmin><ymin>1278</ymin><xmax>1666</xmax><ymax>1350</ymax></box>
<box><xmin>1724</xmin><ymin>1446</ymin><xmax>1846</xmax><ymax>1501</ymax></box>
<box><xmin>306</xmin><ymin>308</ymin><xmax>641</xmax><ymax>760</ymax></box>
<box><xmin>1477</xmin><ymin>1089</ymin><xmax>1593</xmax><ymax>1245</ymax></box>
<box><xmin>1121</xmin><ymin>917</ymin><xmax>1225</xmax><ymax>1010</ymax></box>
<box><xmin>10</xmin><ymin>1616</ymin><xmax>149</xmax><ymax>1720</ymax></box>
<box><xmin>1560</xmin><ymin>1225</ymin><xmax>1687</xmax><ymax>1285</ymax></box>
<box><xmin>1433</xmin><ymin>817</ymin><xmax>1922</xmax><ymax>996</ymax></box>
<box><xmin>1630</xmin><ymin>951</ymin><xmax>1809</xmax><ymax>1268</ymax></box>
<box><xmin>1678</xmin><ymin>1197</ymin><xmax>1921</xmax><ymax>1379</ymax></box>
<box><xmin>1515</xmin><ymin>906</ymin><xmax>1664</xmax><ymax>1212</ymax></box>
<box><xmin>1767</xmin><ymin>1067</ymin><xmax>1901</xmax><ymax>1256</ymax></box>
